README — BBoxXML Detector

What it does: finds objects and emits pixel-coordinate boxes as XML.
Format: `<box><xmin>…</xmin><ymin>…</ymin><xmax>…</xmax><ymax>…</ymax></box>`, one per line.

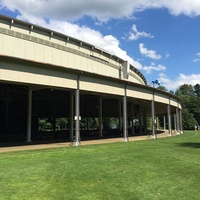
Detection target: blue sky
<box><xmin>0</xmin><ymin>0</ymin><xmax>200</xmax><ymax>91</ymax></box>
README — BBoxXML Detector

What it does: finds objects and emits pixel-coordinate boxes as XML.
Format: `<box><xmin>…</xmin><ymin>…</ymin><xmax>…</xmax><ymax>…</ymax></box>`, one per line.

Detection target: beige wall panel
<box><xmin>1</xmin><ymin>35</ymin><xmax>14</xmax><ymax>55</ymax></box>
<box><xmin>106</xmin><ymin>66</ymin><xmax>111</xmax><ymax>77</ymax></box>
<box><xmin>13</xmin><ymin>38</ymin><xmax>26</xmax><ymax>58</ymax></box>
<box><xmin>94</xmin><ymin>62</ymin><xmax>100</xmax><ymax>74</ymax></box>
<box><xmin>44</xmin><ymin>45</ymin><xmax>53</xmax><ymax>64</ymax></box>
<box><xmin>176</xmin><ymin>103</ymin><xmax>182</xmax><ymax>109</ymax></box>
<box><xmin>82</xmin><ymin>59</ymin><xmax>88</xmax><ymax>71</ymax></box>
<box><xmin>84</xmin><ymin>59</ymin><xmax>90</xmax><ymax>72</ymax></box>
<box><xmin>34</xmin><ymin>43</ymin><xmax>44</xmax><ymax>61</ymax></box>
<box><xmin>80</xmin><ymin>76</ymin><xmax>124</xmax><ymax>96</ymax></box>
<box><xmin>60</xmin><ymin>51</ymin><xmax>69</xmax><ymax>68</ymax></box>
<box><xmin>0</xmin><ymin>62</ymin><xmax>77</xmax><ymax>89</ymax></box>
<box><xmin>25</xmin><ymin>41</ymin><xmax>35</xmax><ymax>60</ymax></box>
<box><xmin>170</xmin><ymin>98</ymin><xmax>179</xmax><ymax>107</ymax></box>
<box><xmin>154</xmin><ymin>93</ymin><xmax>169</xmax><ymax>104</ymax></box>
<box><xmin>52</xmin><ymin>49</ymin><xmax>61</xmax><ymax>66</ymax></box>
<box><xmin>127</xmin><ymin>87</ymin><xmax>153</xmax><ymax>100</ymax></box>
<box><xmin>95</xmin><ymin>62</ymin><xmax>102</xmax><ymax>74</ymax></box>
<box><xmin>67</xmin><ymin>53</ymin><xmax>75</xmax><ymax>69</ymax></box>
<box><xmin>74</xmin><ymin>54</ymin><xmax>82</xmax><ymax>70</ymax></box>
<box><xmin>86</xmin><ymin>60</ymin><xmax>94</xmax><ymax>73</ymax></box>
<box><xmin>0</xmin><ymin>68</ymin><xmax>18</xmax><ymax>82</ymax></box>
<box><xmin>110</xmin><ymin>68</ymin><xmax>119</xmax><ymax>78</ymax></box>
<box><xmin>128</xmin><ymin>76</ymin><xmax>141</xmax><ymax>84</ymax></box>
<box><xmin>90</xmin><ymin>62</ymin><xmax>97</xmax><ymax>74</ymax></box>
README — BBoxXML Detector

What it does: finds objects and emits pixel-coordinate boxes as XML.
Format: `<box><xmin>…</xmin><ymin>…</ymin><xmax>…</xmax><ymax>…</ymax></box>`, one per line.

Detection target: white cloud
<box><xmin>143</xmin><ymin>64</ymin><xmax>166</xmax><ymax>74</ymax></box>
<box><xmin>0</xmin><ymin>0</ymin><xmax>137</xmax><ymax>22</ymax></box>
<box><xmin>159</xmin><ymin>73</ymin><xmax>200</xmax><ymax>91</ymax></box>
<box><xmin>129</xmin><ymin>24</ymin><xmax>153</xmax><ymax>40</ymax></box>
<box><xmin>165</xmin><ymin>53</ymin><xmax>170</xmax><ymax>58</ymax></box>
<box><xmin>193</xmin><ymin>52</ymin><xmax>200</xmax><ymax>62</ymax></box>
<box><xmin>193</xmin><ymin>59</ymin><xmax>200</xmax><ymax>62</ymax></box>
<box><xmin>1</xmin><ymin>0</ymin><xmax>200</xmax><ymax>23</ymax></box>
<box><xmin>196</xmin><ymin>52</ymin><xmax>200</xmax><ymax>57</ymax></box>
<box><xmin>139</xmin><ymin>43</ymin><xmax>161</xmax><ymax>60</ymax></box>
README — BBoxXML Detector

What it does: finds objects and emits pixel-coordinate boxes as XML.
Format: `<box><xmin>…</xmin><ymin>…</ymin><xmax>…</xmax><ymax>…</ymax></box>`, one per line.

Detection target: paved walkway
<box><xmin>0</xmin><ymin>131</ymin><xmax>169</xmax><ymax>153</ymax></box>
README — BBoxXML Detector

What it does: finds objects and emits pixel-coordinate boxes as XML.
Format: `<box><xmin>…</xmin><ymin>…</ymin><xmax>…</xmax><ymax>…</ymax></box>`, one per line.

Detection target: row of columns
<box><xmin>26</xmin><ymin>85</ymin><xmax>183</xmax><ymax>145</ymax></box>
<box><xmin>152</xmin><ymin>98</ymin><xmax>183</xmax><ymax>137</ymax></box>
<box><xmin>26</xmin><ymin>87</ymin><xmax>135</xmax><ymax>144</ymax></box>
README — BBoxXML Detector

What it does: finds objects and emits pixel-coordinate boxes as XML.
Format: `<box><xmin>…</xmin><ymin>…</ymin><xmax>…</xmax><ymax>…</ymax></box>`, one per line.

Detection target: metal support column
<box><xmin>139</xmin><ymin>105</ymin><xmax>142</xmax><ymax>134</ymax></box>
<box><xmin>75</xmin><ymin>75</ymin><xmax>80</xmax><ymax>146</ymax></box>
<box><xmin>168</xmin><ymin>103</ymin><xmax>172</xmax><ymax>136</ymax></box>
<box><xmin>99</xmin><ymin>96</ymin><xmax>103</xmax><ymax>137</ymax></box>
<box><xmin>118</xmin><ymin>99</ymin><xmax>122</xmax><ymax>131</ymax></box>
<box><xmin>26</xmin><ymin>87</ymin><xmax>32</xmax><ymax>142</ymax></box>
<box><xmin>180</xmin><ymin>109</ymin><xmax>183</xmax><ymax>133</ymax></box>
<box><xmin>151</xmin><ymin>96</ymin><xmax>156</xmax><ymax>138</ymax></box>
<box><xmin>70</xmin><ymin>92</ymin><xmax>74</xmax><ymax>141</ymax></box>
<box><xmin>131</xmin><ymin>102</ymin><xmax>135</xmax><ymax>135</ymax></box>
<box><xmin>123</xmin><ymin>86</ymin><xmax>128</xmax><ymax>142</ymax></box>
<box><xmin>176</xmin><ymin>108</ymin><xmax>180</xmax><ymax>134</ymax></box>
<box><xmin>174</xmin><ymin>114</ymin><xmax>177</xmax><ymax>133</ymax></box>
<box><xmin>163</xmin><ymin>116</ymin><xmax>166</xmax><ymax>130</ymax></box>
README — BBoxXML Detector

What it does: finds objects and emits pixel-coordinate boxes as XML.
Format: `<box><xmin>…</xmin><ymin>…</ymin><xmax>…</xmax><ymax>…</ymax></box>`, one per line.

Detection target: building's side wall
<box><xmin>154</xmin><ymin>92</ymin><xmax>170</xmax><ymax>104</ymax></box>
<box><xmin>170</xmin><ymin>97</ymin><xmax>182</xmax><ymax>109</ymax></box>
<box><xmin>80</xmin><ymin>75</ymin><xmax>124</xmax><ymax>96</ymax></box>
<box><xmin>0</xmin><ymin>17</ymin><xmax>145</xmax><ymax>85</ymax></box>
<box><xmin>127</xmin><ymin>85</ymin><xmax>153</xmax><ymax>100</ymax></box>
<box><xmin>0</xmin><ymin>61</ymin><xmax>77</xmax><ymax>89</ymax></box>
<box><xmin>0</xmin><ymin>16</ymin><xmax>182</xmax><ymax>113</ymax></box>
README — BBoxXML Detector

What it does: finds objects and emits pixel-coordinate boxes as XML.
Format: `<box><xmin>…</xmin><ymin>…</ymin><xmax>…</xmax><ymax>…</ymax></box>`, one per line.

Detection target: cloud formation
<box><xmin>139</xmin><ymin>43</ymin><xmax>161</xmax><ymax>60</ymax></box>
<box><xmin>193</xmin><ymin>52</ymin><xmax>200</xmax><ymax>62</ymax></box>
<box><xmin>1</xmin><ymin>0</ymin><xmax>200</xmax><ymax>22</ymax></box>
<box><xmin>129</xmin><ymin>24</ymin><xmax>153</xmax><ymax>40</ymax></box>
<box><xmin>143</xmin><ymin>64</ymin><xmax>166</xmax><ymax>74</ymax></box>
<box><xmin>159</xmin><ymin>73</ymin><xmax>200</xmax><ymax>91</ymax></box>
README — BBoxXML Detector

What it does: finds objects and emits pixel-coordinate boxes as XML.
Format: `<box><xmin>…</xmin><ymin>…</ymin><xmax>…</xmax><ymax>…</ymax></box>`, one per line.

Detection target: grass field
<box><xmin>0</xmin><ymin>131</ymin><xmax>200</xmax><ymax>200</ymax></box>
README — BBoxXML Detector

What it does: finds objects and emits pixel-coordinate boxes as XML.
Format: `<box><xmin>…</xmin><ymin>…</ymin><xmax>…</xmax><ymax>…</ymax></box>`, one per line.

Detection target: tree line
<box><xmin>158</xmin><ymin>84</ymin><xmax>200</xmax><ymax>130</ymax></box>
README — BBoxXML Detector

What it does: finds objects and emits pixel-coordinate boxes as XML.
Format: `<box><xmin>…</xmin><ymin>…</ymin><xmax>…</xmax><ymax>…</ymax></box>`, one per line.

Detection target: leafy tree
<box><xmin>175</xmin><ymin>84</ymin><xmax>200</xmax><ymax>129</ymax></box>
<box><xmin>182</xmin><ymin>109</ymin><xmax>198</xmax><ymax>130</ymax></box>
<box><xmin>194</xmin><ymin>84</ymin><xmax>200</xmax><ymax>96</ymax></box>
<box><xmin>157</xmin><ymin>86</ymin><xmax>168</xmax><ymax>92</ymax></box>
<box><xmin>187</xmin><ymin>96</ymin><xmax>200</xmax><ymax>123</ymax></box>
<box><xmin>175</xmin><ymin>84</ymin><xmax>194</xmax><ymax>96</ymax></box>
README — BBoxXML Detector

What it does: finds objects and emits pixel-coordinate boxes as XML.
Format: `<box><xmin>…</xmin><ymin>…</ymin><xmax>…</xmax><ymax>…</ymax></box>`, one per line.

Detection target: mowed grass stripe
<box><xmin>0</xmin><ymin>131</ymin><xmax>200</xmax><ymax>200</ymax></box>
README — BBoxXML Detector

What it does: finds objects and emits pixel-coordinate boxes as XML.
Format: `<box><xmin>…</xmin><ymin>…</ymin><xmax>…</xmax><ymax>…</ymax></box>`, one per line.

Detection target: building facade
<box><xmin>0</xmin><ymin>15</ymin><xmax>182</xmax><ymax>145</ymax></box>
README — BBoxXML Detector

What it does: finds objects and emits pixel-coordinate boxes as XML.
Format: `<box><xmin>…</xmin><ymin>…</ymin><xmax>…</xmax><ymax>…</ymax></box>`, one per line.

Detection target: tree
<box><xmin>175</xmin><ymin>84</ymin><xmax>194</xmax><ymax>96</ymax></box>
<box><xmin>194</xmin><ymin>84</ymin><xmax>200</xmax><ymax>96</ymax></box>
<box><xmin>175</xmin><ymin>83</ymin><xmax>200</xmax><ymax>128</ymax></box>
<box><xmin>157</xmin><ymin>85</ymin><xmax>168</xmax><ymax>92</ymax></box>
<box><xmin>182</xmin><ymin>109</ymin><xmax>198</xmax><ymax>130</ymax></box>
<box><xmin>169</xmin><ymin>90</ymin><xmax>174</xmax><ymax>95</ymax></box>
<box><xmin>188</xmin><ymin>96</ymin><xmax>200</xmax><ymax>123</ymax></box>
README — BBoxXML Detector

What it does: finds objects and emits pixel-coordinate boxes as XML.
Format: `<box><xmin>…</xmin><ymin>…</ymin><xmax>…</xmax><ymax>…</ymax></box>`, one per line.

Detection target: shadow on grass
<box><xmin>177</xmin><ymin>142</ymin><xmax>200</xmax><ymax>149</ymax></box>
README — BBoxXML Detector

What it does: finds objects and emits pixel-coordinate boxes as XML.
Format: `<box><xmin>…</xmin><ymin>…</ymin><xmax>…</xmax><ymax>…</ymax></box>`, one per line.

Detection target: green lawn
<box><xmin>0</xmin><ymin>131</ymin><xmax>200</xmax><ymax>200</ymax></box>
